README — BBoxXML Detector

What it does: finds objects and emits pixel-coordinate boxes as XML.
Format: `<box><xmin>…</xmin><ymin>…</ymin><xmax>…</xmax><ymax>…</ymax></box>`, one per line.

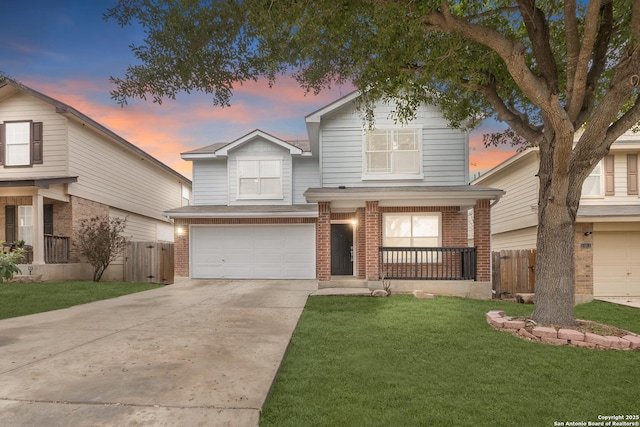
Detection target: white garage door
<box><xmin>190</xmin><ymin>224</ymin><xmax>316</xmax><ymax>279</ymax></box>
<box><xmin>593</xmin><ymin>231</ymin><xmax>640</xmax><ymax>297</ymax></box>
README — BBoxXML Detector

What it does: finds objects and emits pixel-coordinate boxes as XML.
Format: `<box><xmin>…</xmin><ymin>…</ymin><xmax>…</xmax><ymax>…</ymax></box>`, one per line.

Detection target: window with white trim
<box><xmin>6</xmin><ymin>122</ymin><xmax>31</xmax><ymax>166</ymax></box>
<box><xmin>364</xmin><ymin>128</ymin><xmax>421</xmax><ymax>177</ymax></box>
<box><xmin>18</xmin><ymin>205</ymin><xmax>33</xmax><ymax>246</ymax></box>
<box><xmin>383</xmin><ymin>213</ymin><xmax>441</xmax><ymax>262</ymax></box>
<box><xmin>384</xmin><ymin>214</ymin><xmax>440</xmax><ymax>247</ymax></box>
<box><xmin>237</xmin><ymin>159</ymin><xmax>283</xmax><ymax>199</ymax></box>
<box><xmin>582</xmin><ymin>162</ymin><xmax>602</xmax><ymax>197</ymax></box>
<box><xmin>181</xmin><ymin>184</ymin><xmax>190</xmax><ymax>206</ymax></box>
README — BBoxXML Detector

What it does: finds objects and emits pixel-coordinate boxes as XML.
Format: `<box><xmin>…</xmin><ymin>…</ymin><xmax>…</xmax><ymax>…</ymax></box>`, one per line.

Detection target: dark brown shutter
<box><xmin>604</xmin><ymin>155</ymin><xmax>615</xmax><ymax>196</ymax></box>
<box><xmin>5</xmin><ymin>205</ymin><xmax>16</xmax><ymax>243</ymax></box>
<box><xmin>31</xmin><ymin>121</ymin><xmax>43</xmax><ymax>164</ymax></box>
<box><xmin>628</xmin><ymin>154</ymin><xmax>638</xmax><ymax>195</ymax></box>
<box><xmin>44</xmin><ymin>204</ymin><xmax>54</xmax><ymax>235</ymax></box>
<box><xmin>0</xmin><ymin>123</ymin><xmax>4</xmax><ymax>165</ymax></box>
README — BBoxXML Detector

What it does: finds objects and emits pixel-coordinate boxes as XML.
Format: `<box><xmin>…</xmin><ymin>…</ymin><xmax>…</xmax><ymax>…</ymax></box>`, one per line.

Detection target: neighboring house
<box><xmin>473</xmin><ymin>131</ymin><xmax>640</xmax><ymax>301</ymax></box>
<box><xmin>166</xmin><ymin>91</ymin><xmax>503</xmax><ymax>298</ymax></box>
<box><xmin>0</xmin><ymin>77</ymin><xmax>192</xmax><ymax>281</ymax></box>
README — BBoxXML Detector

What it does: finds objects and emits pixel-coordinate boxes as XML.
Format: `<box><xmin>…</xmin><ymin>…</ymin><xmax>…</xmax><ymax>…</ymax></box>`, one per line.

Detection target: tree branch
<box><xmin>573</xmin><ymin>3</ymin><xmax>614</xmax><ymax>128</ymax></box>
<box><xmin>517</xmin><ymin>0</ymin><xmax>559</xmax><ymax>92</ymax></box>
<box><xmin>566</xmin><ymin>0</ymin><xmax>606</xmax><ymax>122</ymax></box>
<box><xmin>472</xmin><ymin>75</ymin><xmax>543</xmax><ymax>145</ymax></box>
<box><xmin>565</xmin><ymin>1</ymin><xmax>579</xmax><ymax>101</ymax></box>
<box><xmin>422</xmin><ymin>3</ymin><xmax>569</xmax><ymax>131</ymax></box>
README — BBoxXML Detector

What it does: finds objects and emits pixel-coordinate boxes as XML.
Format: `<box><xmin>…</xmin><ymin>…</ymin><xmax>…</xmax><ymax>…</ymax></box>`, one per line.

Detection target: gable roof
<box><xmin>181</xmin><ymin>129</ymin><xmax>310</xmax><ymax>160</ymax></box>
<box><xmin>0</xmin><ymin>77</ymin><xmax>191</xmax><ymax>184</ymax></box>
<box><xmin>305</xmin><ymin>90</ymin><xmax>360</xmax><ymax>155</ymax></box>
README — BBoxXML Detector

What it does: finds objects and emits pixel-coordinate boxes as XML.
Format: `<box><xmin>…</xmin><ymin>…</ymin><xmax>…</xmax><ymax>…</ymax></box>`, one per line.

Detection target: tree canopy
<box><xmin>107</xmin><ymin>0</ymin><xmax>640</xmax><ymax>325</ymax></box>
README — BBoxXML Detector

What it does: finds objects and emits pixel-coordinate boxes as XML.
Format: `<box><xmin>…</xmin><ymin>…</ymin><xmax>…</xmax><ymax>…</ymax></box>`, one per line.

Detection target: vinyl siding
<box><xmin>479</xmin><ymin>153</ymin><xmax>539</xmax><ymax>234</ymax></box>
<box><xmin>492</xmin><ymin>226</ymin><xmax>537</xmax><ymax>251</ymax></box>
<box><xmin>109</xmin><ymin>207</ymin><xmax>170</xmax><ymax>242</ymax></box>
<box><xmin>0</xmin><ymin>91</ymin><xmax>69</xmax><ymax>177</ymax></box>
<box><xmin>227</xmin><ymin>138</ymin><xmax>292</xmax><ymax>206</ymax></box>
<box><xmin>67</xmin><ymin>120</ymin><xmax>187</xmax><ymax>221</ymax></box>
<box><xmin>192</xmin><ymin>159</ymin><xmax>228</xmax><ymax>205</ymax></box>
<box><xmin>293</xmin><ymin>157</ymin><xmax>320</xmax><ymax>204</ymax></box>
<box><xmin>319</xmin><ymin>101</ymin><xmax>468</xmax><ymax>187</ymax></box>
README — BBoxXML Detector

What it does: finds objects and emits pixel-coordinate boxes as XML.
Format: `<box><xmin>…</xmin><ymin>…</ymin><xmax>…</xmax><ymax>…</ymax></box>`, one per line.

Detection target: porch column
<box><xmin>365</xmin><ymin>201</ymin><xmax>379</xmax><ymax>281</ymax></box>
<box><xmin>473</xmin><ymin>199</ymin><xmax>491</xmax><ymax>281</ymax></box>
<box><xmin>317</xmin><ymin>202</ymin><xmax>331</xmax><ymax>281</ymax></box>
<box><xmin>32</xmin><ymin>194</ymin><xmax>45</xmax><ymax>265</ymax></box>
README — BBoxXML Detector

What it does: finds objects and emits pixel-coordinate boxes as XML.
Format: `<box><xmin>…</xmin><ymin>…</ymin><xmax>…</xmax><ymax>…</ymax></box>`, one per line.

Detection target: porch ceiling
<box><xmin>303</xmin><ymin>185</ymin><xmax>505</xmax><ymax>209</ymax></box>
<box><xmin>0</xmin><ymin>176</ymin><xmax>78</xmax><ymax>189</ymax></box>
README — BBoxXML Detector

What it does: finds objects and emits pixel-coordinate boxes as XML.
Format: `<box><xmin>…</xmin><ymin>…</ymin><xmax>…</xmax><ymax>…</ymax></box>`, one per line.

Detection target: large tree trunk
<box><xmin>531</xmin><ymin>198</ymin><xmax>577</xmax><ymax>325</ymax></box>
<box><xmin>531</xmin><ymin>131</ymin><xmax>583</xmax><ymax>326</ymax></box>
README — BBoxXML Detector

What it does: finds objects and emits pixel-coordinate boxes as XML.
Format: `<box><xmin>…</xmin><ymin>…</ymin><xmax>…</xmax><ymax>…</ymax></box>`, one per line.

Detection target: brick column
<box><xmin>574</xmin><ymin>223</ymin><xmax>594</xmax><ymax>298</ymax></box>
<box><xmin>174</xmin><ymin>219</ymin><xmax>190</xmax><ymax>277</ymax></box>
<box><xmin>365</xmin><ymin>201</ymin><xmax>380</xmax><ymax>281</ymax></box>
<box><xmin>356</xmin><ymin>207</ymin><xmax>366</xmax><ymax>279</ymax></box>
<box><xmin>473</xmin><ymin>199</ymin><xmax>491</xmax><ymax>282</ymax></box>
<box><xmin>317</xmin><ymin>202</ymin><xmax>331</xmax><ymax>281</ymax></box>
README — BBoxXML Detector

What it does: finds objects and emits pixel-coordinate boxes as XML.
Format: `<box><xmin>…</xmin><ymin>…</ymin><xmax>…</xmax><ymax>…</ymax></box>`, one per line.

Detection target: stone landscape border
<box><xmin>486</xmin><ymin>311</ymin><xmax>640</xmax><ymax>350</ymax></box>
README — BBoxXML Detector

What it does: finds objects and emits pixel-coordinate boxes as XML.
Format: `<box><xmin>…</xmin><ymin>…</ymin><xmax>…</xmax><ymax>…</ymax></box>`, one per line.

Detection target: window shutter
<box><xmin>44</xmin><ymin>204</ymin><xmax>54</xmax><ymax>235</ymax></box>
<box><xmin>604</xmin><ymin>155</ymin><xmax>615</xmax><ymax>196</ymax></box>
<box><xmin>31</xmin><ymin>121</ymin><xmax>43</xmax><ymax>164</ymax></box>
<box><xmin>5</xmin><ymin>205</ymin><xmax>16</xmax><ymax>243</ymax></box>
<box><xmin>628</xmin><ymin>154</ymin><xmax>638</xmax><ymax>195</ymax></box>
<box><xmin>0</xmin><ymin>123</ymin><xmax>4</xmax><ymax>165</ymax></box>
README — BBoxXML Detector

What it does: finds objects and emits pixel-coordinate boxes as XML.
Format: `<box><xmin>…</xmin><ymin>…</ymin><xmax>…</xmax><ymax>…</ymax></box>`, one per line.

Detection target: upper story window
<box><xmin>237</xmin><ymin>159</ymin><xmax>283</xmax><ymax>199</ymax></box>
<box><xmin>364</xmin><ymin>127</ymin><xmax>422</xmax><ymax>179</ymax></box>
<box><xmin>0</xmin><ymin>121</ymin><xmax>44</xmax><ymax>167</ymax></box>
<box><xmin>582</xmin><ymin>162</ymin><xmax>602</xmax><ymax>197</ymax></box>
<box><xmin>181</xmin><ymin>185</ymin><xmax>190</xmax><ymax>206</ymax></box>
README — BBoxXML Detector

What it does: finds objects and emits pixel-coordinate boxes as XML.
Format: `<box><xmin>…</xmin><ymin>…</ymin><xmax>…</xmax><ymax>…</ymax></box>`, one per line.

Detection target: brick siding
<box><xmin>574</xmin><ymin>223</ymin><xmax>594</xmax><ymax>296</ymax></box>
<box><xmin>473</xmin><ymin>200</ymin><xmax>491</xmax><ymax>282</ymax></box>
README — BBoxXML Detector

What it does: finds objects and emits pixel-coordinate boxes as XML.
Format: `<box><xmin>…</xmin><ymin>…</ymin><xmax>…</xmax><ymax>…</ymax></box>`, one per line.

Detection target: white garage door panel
<box><xmin>191</xmin><ymin>225</ymin><xmax>315</xmax><ymax>279</ymax></box>
<box><xmin>594</xmin><ymin>231</ymin><xmax>640</xmax><ymax>297</ymax></box>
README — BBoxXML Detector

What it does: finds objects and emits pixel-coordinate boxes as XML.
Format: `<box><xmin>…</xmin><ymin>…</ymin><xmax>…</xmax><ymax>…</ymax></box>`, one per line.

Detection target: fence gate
<box><xmin>124</xmin><ymin>242</ymin><xmax>174</xmax><ymax>285</ymax></box>
<box><xmin>492</xmin><ymin>249</ymin><xmax>536</xmax><ymax>298</ymax></box>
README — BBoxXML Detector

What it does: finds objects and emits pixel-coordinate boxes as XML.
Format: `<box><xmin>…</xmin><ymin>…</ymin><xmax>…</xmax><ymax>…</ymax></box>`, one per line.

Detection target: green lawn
<box><xmin>261</xmin><ymin>296</ymin><xmax>640</xmax><ymax>427</ymax></box>
<box><xmin>0</xmin><ymin>281</ymin><xmax>163</xmax><ymax>320</ymax></box>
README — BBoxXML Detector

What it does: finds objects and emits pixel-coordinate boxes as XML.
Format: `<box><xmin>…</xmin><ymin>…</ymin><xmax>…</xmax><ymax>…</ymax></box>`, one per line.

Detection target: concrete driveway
<box><xmin>0</xmin><ymin>279</ymin><xmax>317</xmax><ymax>426</ymax></box>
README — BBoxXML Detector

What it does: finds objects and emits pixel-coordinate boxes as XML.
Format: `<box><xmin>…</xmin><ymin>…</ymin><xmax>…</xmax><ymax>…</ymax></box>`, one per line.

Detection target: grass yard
<box><xmin>0</xmin><ymin>281</ymin><xmax>163</xmax><ymax>320</ymax></box>
<box><xmin>261</xmin><ymin>296</ymin><xmax>640</xmax><ymax>427</ymax></box>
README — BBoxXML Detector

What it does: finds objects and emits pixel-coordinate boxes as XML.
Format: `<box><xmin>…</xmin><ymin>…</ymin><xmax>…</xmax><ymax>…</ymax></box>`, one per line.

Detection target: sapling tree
<box><xmin>75</xmin><ymin>216</ymin><xmax>129</xmax><ymax>282</ymax></box>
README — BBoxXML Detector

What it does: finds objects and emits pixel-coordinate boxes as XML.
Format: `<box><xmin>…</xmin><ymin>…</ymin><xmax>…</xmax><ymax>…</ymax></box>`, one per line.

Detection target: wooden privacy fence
<box><xmin>492</xmin><ymin>249</ymin><xmax>536</xmax><ymax>297</ymax></box>
<box><xmin>124</xmin><ymin>242</ymin><xmax>174</xmax><ymax>285</ymax></box>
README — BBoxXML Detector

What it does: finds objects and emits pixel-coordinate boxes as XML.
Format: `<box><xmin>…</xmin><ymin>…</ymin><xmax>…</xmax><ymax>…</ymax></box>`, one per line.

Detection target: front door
<box><xmin>331</xmin><ymin>223</ymin><xmax>353</xmax><ymax>276</ymax></box>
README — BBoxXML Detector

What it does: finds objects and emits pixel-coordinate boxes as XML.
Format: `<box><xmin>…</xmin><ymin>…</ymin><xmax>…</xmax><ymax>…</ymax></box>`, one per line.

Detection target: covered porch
<box><xmin>304</xmin><ymin>185</ymin><xmax>504</xmax><ymax>299</ymax></box>
<box><xmin>1</xmin><ymin>177</ymin><xmax>77</xmax><ymax>266</ymax></box>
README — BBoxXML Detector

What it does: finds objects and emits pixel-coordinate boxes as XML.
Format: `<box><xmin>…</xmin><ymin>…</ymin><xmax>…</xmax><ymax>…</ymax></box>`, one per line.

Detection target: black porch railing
<box><xmin>2</xmin><ymin>235</ymin><xmax>69</xmax><ymax>264</ymax></box>
<box><xmin>379</xmin><ymin>247</ymin><xmax>477</xmax><ymax>280</ymax></box>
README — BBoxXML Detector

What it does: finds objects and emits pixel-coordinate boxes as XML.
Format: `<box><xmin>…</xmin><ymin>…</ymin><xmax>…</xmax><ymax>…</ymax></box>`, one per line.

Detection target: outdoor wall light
<box><xmin>351</xmin><ymin>219</ymin><xmax>358</xmax><ymax>227</ymax></box>
<box><xmin>584</xmin><ymin>231</ymin><xmax>593</xmax><ymax>236</ymax></box>
<box><xmin>176</xmin><ymin>226</ymin><xmax>185</xmax><ymax>235</ymax></box>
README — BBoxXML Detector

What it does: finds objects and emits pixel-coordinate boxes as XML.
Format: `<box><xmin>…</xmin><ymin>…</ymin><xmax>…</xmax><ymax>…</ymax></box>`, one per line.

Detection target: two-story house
<box><xmin>473</xmin><ymin>131</ymin><xmax>640</xmax><ymax>301</ymax></box>
<box><xmin>0</xmin><ymin>77</ymin><xmax>192</xmax><ymax>281</ymax></box>
<box><xmin>166</xmin><ymin>91</ymin><xmax>503</xmax><ymax>298</ymax></box>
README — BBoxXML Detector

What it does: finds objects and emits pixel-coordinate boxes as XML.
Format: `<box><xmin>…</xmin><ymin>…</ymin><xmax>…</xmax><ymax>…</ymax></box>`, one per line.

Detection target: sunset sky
<box><xmin>0</xmin><ymin>0</ymin><xmax>517</xmax><ymax>180</ymax></box>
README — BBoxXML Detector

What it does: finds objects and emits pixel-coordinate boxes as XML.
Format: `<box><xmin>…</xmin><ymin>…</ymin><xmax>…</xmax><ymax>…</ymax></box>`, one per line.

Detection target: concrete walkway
<box><xmin>0</xmin><ymin>279</ymin><xmax>317</xmax><ymax>427</ymax></box>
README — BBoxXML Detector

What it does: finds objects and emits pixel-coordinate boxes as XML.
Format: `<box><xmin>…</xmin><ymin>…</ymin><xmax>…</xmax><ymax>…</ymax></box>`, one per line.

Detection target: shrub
<box><xmin>0</xmin><ymin>246</ymin><xmax>25</xmax><ymax>283</ymax></box>
<box><xmin>74</xmin><ymin>216</ymin><xmax>129</xmax><ymax>282</ymax></box>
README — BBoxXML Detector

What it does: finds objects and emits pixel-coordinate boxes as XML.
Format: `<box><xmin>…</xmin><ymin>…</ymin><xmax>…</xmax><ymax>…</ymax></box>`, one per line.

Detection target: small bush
<box><xmin>74</xmin><ymin>216</ymin><xmax>129</xmax><ymax>282</ymax></box>
<box><xmin>0</xmin><ymin>246</ymin><xmax>25</xmax><ymax>283</ymax></box>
